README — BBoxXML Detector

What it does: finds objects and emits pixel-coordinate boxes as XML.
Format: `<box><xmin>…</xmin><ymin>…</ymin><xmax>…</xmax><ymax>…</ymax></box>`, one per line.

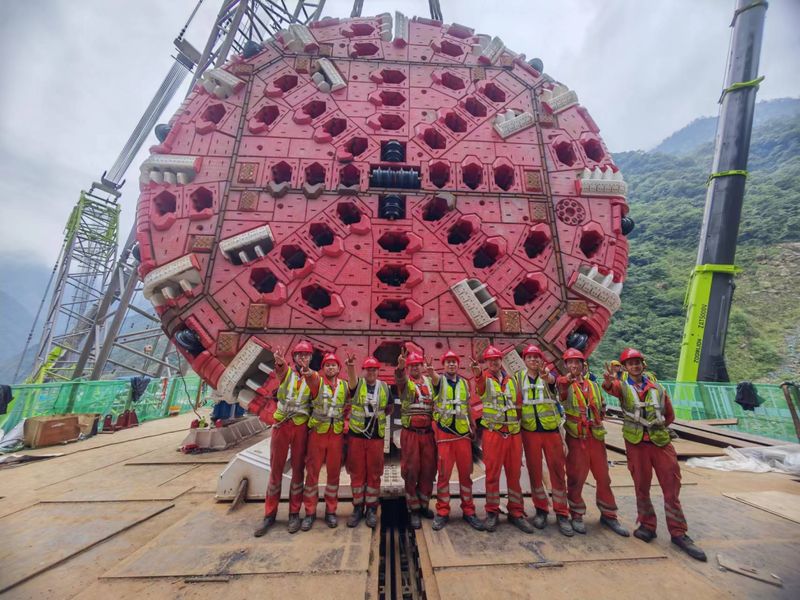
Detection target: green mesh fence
<box><xmin>602</xmin><ymin>381</ymin><xmax>798</xmax><ymax>443</ymax></box>
<box><xmin>1</xmin><ymin>375</ymin><xmax>213</xmax><ymax>436</ymax></box>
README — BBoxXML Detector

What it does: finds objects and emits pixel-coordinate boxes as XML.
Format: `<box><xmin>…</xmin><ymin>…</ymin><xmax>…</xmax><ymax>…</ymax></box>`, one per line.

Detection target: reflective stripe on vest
<box><xmin>275</xmin><ymin>369</ymin><xmax>310</xmax><ymax>424</ymax></box>
<box><xmin>563</xmin><ymin>379</ymin><xmax>606</xmax><ymax>441</ymax></box>
<box><xmin>620</xmin><ymin>380</ymin><xmax>670</xmax><ymax>447</ymax></box>
<box><xmin>434</xmin><ymin>376</ymin><xmax>471</xmax><ymax>435</ymax></box>
<box><xmin>308</xmin><ymin>377</ymin><xmax>348</xmax><ymax>434</ymax></box>
<box><xmin>350</xmin><ymin>379</ymin><xmax>389</xmax><ymax>438</ymax></box>
<box><xmin>401</xmin><ymin>376</ymin><xmax>434</xmax><ymax>428</ymax></box>
<box><xmin>517</xmin><ymin>370</ymin><xmax>559</xmax><ymax>432</ymax></box>
<box><xmin>479</xmin><ymin>373</ymin><xmax>519</xmax><ymax>433</ymax></box>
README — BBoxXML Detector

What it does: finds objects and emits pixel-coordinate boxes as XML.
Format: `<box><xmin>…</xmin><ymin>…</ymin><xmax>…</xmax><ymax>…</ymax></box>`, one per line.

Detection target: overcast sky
<box><xmin>0</xmin><ymin>0</ymin><xmax>797</xmax><ymax>270</ymax></box>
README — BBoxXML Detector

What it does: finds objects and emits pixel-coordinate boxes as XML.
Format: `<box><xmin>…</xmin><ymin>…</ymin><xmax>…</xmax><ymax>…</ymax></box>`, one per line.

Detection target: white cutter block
<box><xmin>378</xmin><ymin>12</ymin><xmax>393</xmax><ymax>41</ymax></box>
<box><xmin>180</xmin><ymin>416</ymin><xmax>266</xmax><ymax>451</ymax></box>
<box><xmin>502</xmin><ymin>349</ymin><xmax>526</xmax><ymax>376</ymax></box>
<box><xmin>218</xmin><ymin>337</ymin><xmax>274</xmax><ymax>405</ymax></box>
<box><xmin>142</xmin><ymin>254</ymin><xmax>202</xmax><ymax>307</ymax></box>
<box><xmin>140</xmin><ymin>154</ymin><xmax>202</xmax><ymax>186</ymax></box>
<box><xmin>451</xmin><ymin>278</ymin><xmax>499</xmax><ymax>330</ymax></box>
<box><xmin>313</xmin><ymin>58</ymin><xmax>346</xmax><ymax>93</ymax></box>
<box><xmin>571</xmin><ymin>265</ymin><xmax>623</xmax><ymax>313</ymax></box>
<box><xmin>493</xmin><ymin>110</ymin><xmax>535</xmax><ymax>139</ymax></box>
<box><xmin>201</xmin><ymin>68</ymin><xmax>245</xmax><ymax>99</ymax></box>
<box><xmin>393</xmin><ymin>11</ymin><xmax>409</xmax><ymax>46</ymax></box>
<box><xmin>479</xmin><ymin>36</ymin><xmax>505</xmax><ymax>65</ymax></box>
<box><xmin>283</xmin><ymin>23</ymin><xmax>318</xmax><ymax>53</ymax></box>
<box><xmin>578</xmin><ymin>166</ymin><xmax>627</xmax><ymax>198</ymax></box>
<box><xmin>540</xmin><ymin>83</ymin><xmax>579</xmax><ymax>114</ymax></box>
<box><xmin>219</xmin><ymin>224</ymin><xmax>274</xmax><ymax>265</ymax></box>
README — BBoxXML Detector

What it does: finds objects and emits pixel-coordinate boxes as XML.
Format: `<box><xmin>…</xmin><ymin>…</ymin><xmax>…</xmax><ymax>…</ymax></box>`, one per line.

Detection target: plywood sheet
<box><xmin>46</xmin><ymin>484</ymin><xmax>194</xmax><ymax>502</ymax></box>
<box><xmin>723</xmin><ymin>491</ymin><xmax>800</xmax><ymax>524</ymax></box>
<box><xmin>0</xmin><ymin>501</ymin><xmax>173</xmax><ymax>594</ymax></box>
<box><xmin>104</xmin><ymin>502</ymin><xmax>371</xmax><ymax>578</ymax></box>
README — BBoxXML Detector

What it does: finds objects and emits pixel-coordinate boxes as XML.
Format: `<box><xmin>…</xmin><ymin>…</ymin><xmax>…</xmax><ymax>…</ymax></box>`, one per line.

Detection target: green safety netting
<box><xmin>1</xmin><ymin>375</ymin><xmax>213</xmax><ymax>437</ymax></box>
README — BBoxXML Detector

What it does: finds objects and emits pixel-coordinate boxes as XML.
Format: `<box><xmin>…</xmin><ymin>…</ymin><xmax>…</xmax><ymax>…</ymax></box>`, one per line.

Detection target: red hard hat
<box><xmin>362</xmin><ymin>357</ymin><xmax>380</xmax><ymax>369</ymax></box>
<box><xmin>562</xmin><ymin>348</ymin><xmax>585</xmax><ymax>361</ymax></box>
<box><xmin>441</xmin><ymin>350</ymin><xmax>460</xmax><ymax>364</ymax></box>
<box><xmin>292</xmin><ymin>340</ymin><xmax>313</xmax><ymax>355</ymax></box>
<box><xmin>522</xmin><ymin>344</ymin><xmax>544</xmax><ymax>359</ymax></box>
<box><xmin>406</xmin><ymin>352</ymin><xmax>424</xmax><ymax>366</ymax></box>
<box><xmin>619</xmin><ymin>348</ymin><xmax>644</xmax><ymax>363</ymax></box>
<box><xmin>482</xmin><ymin>345</ymin><xmax>504</xmax><ymax>360</ymax></box>
<box><xmin>321</xmin><ymin>353</ymin><xmax>340</xmax><ymax>367</ymax></box>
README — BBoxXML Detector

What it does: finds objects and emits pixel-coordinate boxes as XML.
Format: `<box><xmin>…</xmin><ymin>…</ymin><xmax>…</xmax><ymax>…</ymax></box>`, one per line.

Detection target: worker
<box><xmin>254</xmin><ymin>341</ymin><xmax>313</xmax><ymax>537</ymax></box>
<box><xmin>515</xmin><ymin>345</ymin><xmax>573</xmax><ymax>536</ymax></box>
<box><xmin>395</xmin><ymin>348</ymin><xmax>437</xmax><ymax>529</ymax></box>
<box><xmin>557</xmin><ymin>348</ymin><xmax>629</xmax><ymax>537</ymax></box>
<box><xmin>603</xmin><ymin>348</ymin><xmax>707</xmax><ymax>561</ymax></box>
<box><xmin>473</xmin><ymin>345</ymin><xmax>533</xmax><ymax>533</ymax></box>
<box><xmin>300</xmin><ymin>353</ymin><xmax>348</xmax><ymax>531</ymax></box>
<box><xmin>429</xmin><ymin>350</ymin><xmax>483</xmax><ymax>531</ymax></box>
<box><xmin>610</xmin><ymin>360</ymin><xmax>623</xmax><ymax>380</ymax></box>
<box><xmin>345</xmin><ymin>355</ymin><xmax>392</xmax><ymax>529</ymax></box>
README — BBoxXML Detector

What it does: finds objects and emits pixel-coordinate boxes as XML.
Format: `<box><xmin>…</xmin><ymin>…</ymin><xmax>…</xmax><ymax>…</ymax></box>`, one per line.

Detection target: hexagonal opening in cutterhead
<box><xmin>422</xmin><ymin>196</ymin><xmax>451</xmax><ymax>221</ymax></box>
<box><xmin>350</xmin><ymin>23</ymin><xmax>375</xmax><ymax>36</ymax></box>
<box><xmin>305</xmin><ymin>162</ymin><xmax>325</xmax><ymax>185</ymax></box>
<box><xmin>201</xmin><ymin>103</ymin><xmax>226</xmax><ymax>124</ymax></box>
<box><xmin>579</xmin><ymin>229</ymin><xmax>603</xmax><ymax>258</ymax></box>
<box><xmin>377</xmin><ymin>265</ymin><xmax>410</xmax><ymax>287</ymax></box>
<box><xmin>464</xmin><ymin>97</ymin><xmax>487</xmax><ymax>117</ymax></box>
<box><xmin>422</xmin><ymin>127</ymin><xmax>447</xmax><ymax>150</ymax></box>
<box><xmin>379</xmin><ymin>90</ymin><xmax>406</xmax><ymax>106</ymax></box>
<box><xmin>255</xmin><ymin>105</ymin><xmax>279</xmax><ymax>127</ymax></box>
<box><xmin>345</xmin><ymin>136</ymin><xmax>368</xmax><ymax>157</ymax></box>
<box><xmin>337</xmin><ymin>201</ymin><xmax>362</xmax><ymax>225</ymax></box>
<box><xmin>309</xmin><ymin>223</ymin><xmax>335</xmax><ymax>247</ymax></box>
<box><xmin>250</xmin><ymin>267</ymin><xmax>278</xmax><ymax>293</ymax></box>
<box><xmin>378</xmin><ymin>232</ymin><xmax>410</xmax><ymax>253</ymax></box>
<box><xmin>513</xmin><ymin>278</ymin><xmax>541</xmax><ymax>306</ymax></box>
<box><xmin>339</xmin><ymin>164</ymin><xmax>361</xmax><ymax>187</ymax></box>
<box><xmin>482</xmin><ymin>82</ymin><xmax>506</xmax><ymax>103</ymax></box>
<box><xmin>447</xmin><ymin>219</ymin><xmax>474</xmax><ymax>245</ymax></box>
<box><xmin>272</xmin><ymin>74</ymin><xmax>298</xmax><ymax>92</ymax></box>
<box><xmin>462</xmin><ymin>162</ymin><xmax>483</xmax><ymax>190</ymax></box>
<box><xmin>301</xmin><ymin>284</ymin><xmax>331</xmax><ymax>310</ymax></box>
<box><xmin>374</xmin><ymin>341</ymin><xmax>402</xmax><ymax>365</ymax></box>
<box><xmin>429</xmin><ymin>161</ymin><xmax>451</xmax><ymax>188</ymax></box>
<box><xmin>473</xmin><ymin>241</ymin><xmax>501</xmax><ymax>268</ymax></box>
<box><xmin>441</xmin><ymin>72</ymin><xmax>465</xmax><ymax>90</ymax></box>
<box><xmin>271</xmin><ymin>161</ymin><xmax>292</xmax><ymax>184</ymax></box>
<box><xmin>303</xmin><ymin>100</ymin><xmax>327</xmax><ymax>119</ymax></box>
<box><xmin>444</xmin><ymin>111</ymin><xmax>467</xmax><ymax>133</ymax></box>
<box><xmin>439</xmin><ymin>40</ymin><xmax>464</xmax><ymax>57</ymax></box>
<box><xmin>378</xmin><ymin>114</ymin><xmax>405</xmax><ymax>130</ymax></box>
<box><xmin>324</xmin><ymin>117</ymin><xmax>347</xmax><ymax>138</ymax></box>
<box><xmin>281</xmin><ymin>245</ymin><xmax>307</xmax><ymax>270</ymax></box>
<box><xmin>566</xmin><ymin>326</ymin><xmax>593</xmax><ymax>352</ymax></box>
<box><xmin>524</xmin><ymin>230</ymin><xmax>550</xmax><ymax>258</ymax></box>
<box><xmin>494</xmin><ymin>164</ymin><xmax>514</xmax><ymax>191</ymax></box>
<box><xmin>353</xmin><ymin>42</ymin><xmax>379</xmax><ymax>56</ymax></box>
<box><xmin>375</xmin><ymin>300</ymin><xmax>409</xmax><ymax>323</ymax></box>
<box><xmin>554</xmin><ymin>141</ymin><xmax>577</xmax><ymax>166</ymax></box>
<box><xmin>380</xmin><ymin>69</ymin><xmax>406</xmax><ymax>84</ymax></box>
<box><xmin>190</xmin><ymin>187</ymin><xmax>213</xmax><ymax>212</ymax></box>
<box><xmin>582</xmin><ymin>138</ymin><xmax>605</xmax><ymax>162</ymax></box>
<box><xmin>153</xmin><ymin>191</ymin><xmax>177</xmax><ymax>216</ymax></box>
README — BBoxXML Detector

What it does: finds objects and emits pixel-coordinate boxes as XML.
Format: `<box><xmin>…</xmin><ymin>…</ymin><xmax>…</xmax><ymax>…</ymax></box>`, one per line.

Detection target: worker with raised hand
<box><xmin>345</xmin><ymin>354</ymin><xmax>392</xmax><ymax>529</ymax></box>
<box><xmin>603</xmin><ymin>348</ymin><xmax>707</xmax><ymax>562</ymax></box>
<box><xmin>299</xmin><ymin>353</ymin><xmax>348</xmax><ymax>531</ymax></box>
<box><xmin>515</xmin><ymin>345</ymin><xmax>573</xmax><ymax>537</ymax></box>
<box><xmin>395</xmin><ymin>347</ymin><xmax>437</xmax><ymax>529</ymax></box>
<box><xmin>557</xmin><ymin>348</ymin><xmax>628</xmax><ymax>538</ymax></box>
<box><xmin>429</xmin><ymin>350</ymin><xmax>483</xmax><ymax>531</ymax></box>
<box><xmin>473</xmin><ymin>345</ymin><xmax>533</xmax><ymax>534</ymax></box>
<box><xmin>254</xmin><ymin>341</ymin><xmax>313</xmax><ymax>537</ymax></box>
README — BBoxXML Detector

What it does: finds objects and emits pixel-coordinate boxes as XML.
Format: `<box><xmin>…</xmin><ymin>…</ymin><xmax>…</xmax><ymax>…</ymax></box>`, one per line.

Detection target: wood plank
<box><xmin>0</xmin><ymin>501</ymin><xmax>173</xmax><ymax>594</ymax></box>
<box><xmin>603</xmin><ymin>421</ymin><xmax>725</xmax><ymax>458</ymax></box>
<box><xmin>672</xmin><ymin>420</ymin><xmax>777</xmax><ymax>447</ymax></box>
<box><xmin>723</xmin><ymin>491</ymin><xmax>800</xmax><ymax>524</ymax></box>
<box><xmin>691</xmin><ymin>418</ymin><xmax>738</xmax><ymax>426</ymax></box>
<box><xmin>717</xmin><ymin>553</ymin><xmax>783</xmax><ymax>587</ymax></box>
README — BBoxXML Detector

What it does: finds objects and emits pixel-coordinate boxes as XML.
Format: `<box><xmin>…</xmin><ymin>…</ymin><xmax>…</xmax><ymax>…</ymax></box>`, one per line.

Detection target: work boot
<box><xmin>253</xmin><ymin>514</ymin><xmax>276</xmax><ymax>537</ymax></box>
<box><xmin>463</xmin><ymin>514</ymin><xmax>484</xmax><ymax>531</ymax></box>
<box><xmin>484</xmin><ymin>512</ymin><xmax>499</xmax><ymax>532</ymax></box>
<box><xmin>600</xmin><ymin>516</ymin><xmax>630</xmax><ymax>537</ymax></box>
<box><xmin>671</xmin><ymin>535</ymin><xmax>708</xmax><ymax>562</ymax></box>
<box><xmin>432</xmin><ymin>515</ymin><xmax>449</xmax><ymax>530</ymax></box>
<box><xmin>325</xmin><ymin>513</ymin><xmax>338</xmax><ymax>528</ymax></box>
<box><xmin>365</xmin><ymin>506</ymin><xmax>379</xmax><ymax>529</ymax></box>
<box><xmin>287</xmin><ymin>513</ymin><xmax>302</xmax><ymax>534</ymax></box>
<box><xmin>532</xmin><ymin>509</ymin><xmax>548</xmax><ymax>530</ymax></box>
<box><xmin>300</xmin><ymin>515</ymin><xmax>315</xmax><ymax>531</ymax></box>
<box><xmin>419</xmin><ymin>506</ymin><xmax>435</xmax><ymax>519</ymax></box>
<box><xmin>557</xmin><ymin>515</ymin><xmax>574</xmax><ymax>537</ymax></box>
<box><xmin>347</xmin><ymin>505</ymin><xmax>364</xmax><ymax>528</ymax></box>
<box><xmin>571</xmin><ymin>518</ymin><xmax>586</xmax><ymax>534</ymax></box>
<box><xmin>409</xmin><ymin>511</ymin><xmax>422</xmax><ymax>530</ymax></box>
<box><xmin>633</xmin><ymin>526</ymin><xmax>657</xmax><ymax>543</ymax></box>
<box><xmin>509</xmin><ymin>515</ymin><xmax>535</xmax><ymax>534</ymax></box>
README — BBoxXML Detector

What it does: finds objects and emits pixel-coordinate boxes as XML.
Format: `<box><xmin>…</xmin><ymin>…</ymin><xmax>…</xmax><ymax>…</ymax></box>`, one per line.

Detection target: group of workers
<box><xmin>247</xmin><ymin>340</ymin><xmax>707</xmax><ymax>562</ymax></box>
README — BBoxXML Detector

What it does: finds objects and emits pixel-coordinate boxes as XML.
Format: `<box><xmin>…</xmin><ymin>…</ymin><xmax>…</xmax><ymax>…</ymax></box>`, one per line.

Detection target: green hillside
<box><xmin>593</xmin><ymin>112</ymin><xmax>800</xmax><ymax>382</ymax></box>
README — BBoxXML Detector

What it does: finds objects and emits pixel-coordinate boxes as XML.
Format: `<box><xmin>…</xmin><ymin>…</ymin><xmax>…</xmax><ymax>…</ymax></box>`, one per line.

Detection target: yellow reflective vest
<box><xmin>434</xmin><ymin>375</ymin><xmax>471</xmax><ymax>435</ymax></box>
<box><xmin>563</xmin><ymin>379</ymin><xmax>606</xmax><ymax>441</ymax></box>
<box><xmin>515</xmin><ymin>369</ymin><xmax>560</xmax><ymax>432</ymax></box>
<box><xmin>620</xmin><ymin>378</ymin><xmax>670</xmax><ymax>447</ymax></box>
<box><xmin>479</xmin><ymin>371</ymin><xmax>520</xmax><ymax>434</ymax></box>
<box><xmin>274</xmin><ymin>368</ymin><xmax>311</xmax><ymax>425</ymax></box>
<box><xmin>349</xmin><ymin>378</ymin><xmax>390</xmax><ymax>439</ymax></box>
<box><xmin>307</xmin><ymin>376</ymin><xmax>348</xmax><ymax>434</ymax></box>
